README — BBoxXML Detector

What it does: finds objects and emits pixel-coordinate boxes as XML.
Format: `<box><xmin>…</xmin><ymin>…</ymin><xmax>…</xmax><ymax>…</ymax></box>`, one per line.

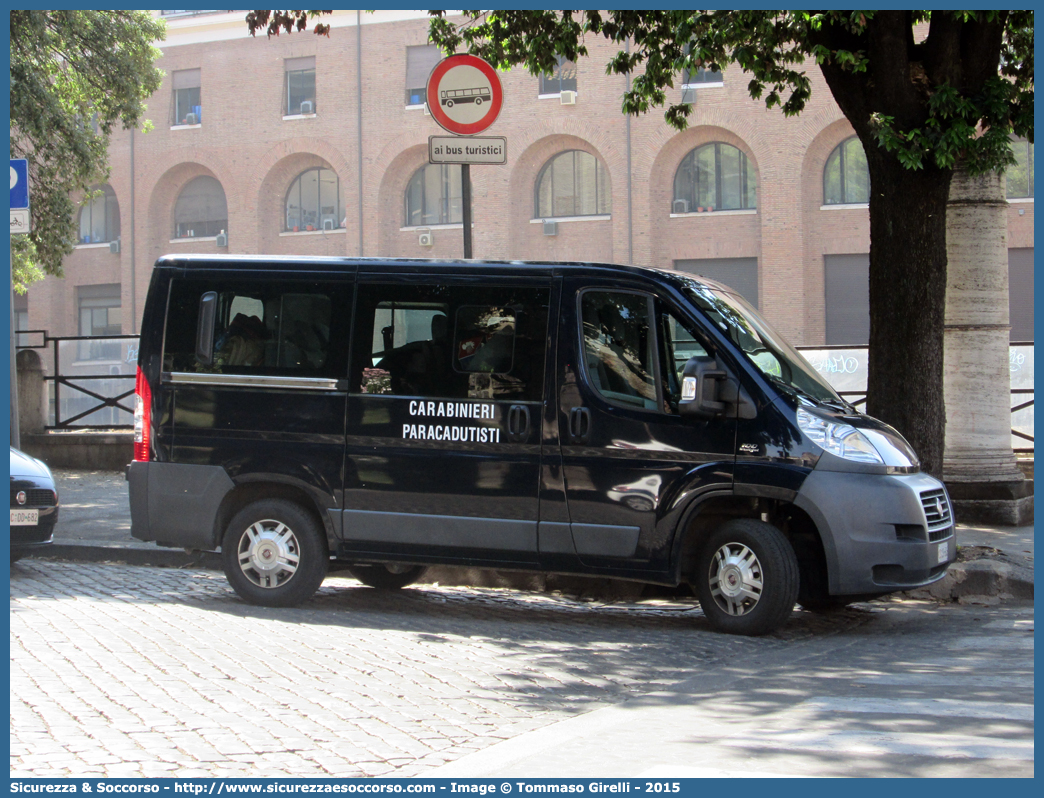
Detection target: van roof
<box><xmin>153</xmin><ymin>254</ymin><xmax>737</xmax><ymax>294</ymax></box>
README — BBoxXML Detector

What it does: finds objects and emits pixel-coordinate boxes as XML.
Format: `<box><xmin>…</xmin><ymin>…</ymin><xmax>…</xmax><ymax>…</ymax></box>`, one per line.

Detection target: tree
<box><xmin>9</xmin><ymin>10</ymin><xmax>166</xmax><ymax>290</ymax></box>
<box><xmin>247</xmin><ymin>11</ymin><xmax>1034</xmax><ymax>477</ymax></box>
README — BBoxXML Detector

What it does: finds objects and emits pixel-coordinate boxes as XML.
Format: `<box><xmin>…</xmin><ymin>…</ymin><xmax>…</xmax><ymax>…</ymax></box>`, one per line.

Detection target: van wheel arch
<box><xmin>672</xmin><ymin>496</ymin><xmax>832</xmax><ymax>603</ymax></box>
<box><xmin>212</xmin><ymin>480</ymin><xmax>334</xmax><ymax>552</ymax></box>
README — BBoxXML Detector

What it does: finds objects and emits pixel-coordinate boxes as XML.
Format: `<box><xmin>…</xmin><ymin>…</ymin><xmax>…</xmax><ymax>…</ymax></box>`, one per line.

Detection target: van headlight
<box><xmin>797</xmin><ymin>407</ymin><xmax>884</xmax><ymax>465</ymax></box>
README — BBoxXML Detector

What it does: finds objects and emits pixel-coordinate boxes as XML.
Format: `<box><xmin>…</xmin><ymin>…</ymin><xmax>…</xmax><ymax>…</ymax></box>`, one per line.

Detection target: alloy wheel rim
<box><xmin>708</xmin><ymin>542</ymin><xmax>763</xmax><ymax>616</ymax></box>
<box><xmin>237</xmin><ymin>519</ymin><xmax>300</xmax><ymax>589</ymax></box>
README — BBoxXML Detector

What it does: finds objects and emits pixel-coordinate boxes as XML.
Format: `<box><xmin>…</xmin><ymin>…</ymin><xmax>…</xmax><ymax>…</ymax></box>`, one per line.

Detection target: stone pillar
<box><xmin>16</xmin><ymin>348</ymin><xmax>47</xmax><ymax>434</ymax></box>
<box><xmin>943</xmin><ymin>164</ymin><xmax>1032</xmax><ymax>525</ymax></box>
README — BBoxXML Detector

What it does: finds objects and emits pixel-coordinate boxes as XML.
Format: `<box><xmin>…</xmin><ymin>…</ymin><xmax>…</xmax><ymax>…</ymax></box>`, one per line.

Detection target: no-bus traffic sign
<box><xmin>426</xmin><ymin>54</ymin><xmax>504</xmax><ymax>136</ymax></box>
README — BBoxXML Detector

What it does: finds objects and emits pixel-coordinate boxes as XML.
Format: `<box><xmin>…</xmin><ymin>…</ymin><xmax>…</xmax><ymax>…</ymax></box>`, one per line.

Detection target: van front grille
<box><xmin>920</xmin><ymin>488</ymin><xmax>952</xmax><ymax>532</ymax></box>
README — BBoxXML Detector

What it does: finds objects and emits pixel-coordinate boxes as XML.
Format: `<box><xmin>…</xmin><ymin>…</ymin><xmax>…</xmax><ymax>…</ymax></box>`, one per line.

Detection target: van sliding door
<box><xmin>342</xmin><ymin>273</ymin><xmax>551</xmax><ymax>565</ymax></box>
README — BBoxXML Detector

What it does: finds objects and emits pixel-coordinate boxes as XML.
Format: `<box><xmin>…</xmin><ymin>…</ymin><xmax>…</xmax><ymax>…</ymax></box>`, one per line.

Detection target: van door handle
<box><xmin>508</xmin><ymin>405</ymin><xmax>531</xmax><ymax>442</ymax></box>
<box><xmin>568</xmin><ymin>406</ymin><xmax>591</xmax><ymax>444</ymax></box>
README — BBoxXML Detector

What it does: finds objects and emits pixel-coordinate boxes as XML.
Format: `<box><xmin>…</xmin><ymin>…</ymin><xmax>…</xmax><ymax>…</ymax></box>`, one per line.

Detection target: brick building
<box><xmin>21</xmin><ymin>9</ymin><xmax>1035</xmax><ymax>349</ymax></box>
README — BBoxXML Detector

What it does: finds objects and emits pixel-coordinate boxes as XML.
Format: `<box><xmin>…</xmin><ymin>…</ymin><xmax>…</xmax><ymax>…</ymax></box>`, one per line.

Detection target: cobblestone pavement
<box><xmin>10</xmin><ymin>560</ymin><xmax>868</xmax><ymax>779</ymax></box>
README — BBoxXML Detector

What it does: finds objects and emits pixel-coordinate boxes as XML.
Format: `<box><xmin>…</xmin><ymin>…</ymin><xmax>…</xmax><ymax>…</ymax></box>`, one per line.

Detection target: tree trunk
<box><xmin>864</xmin><ymin>151</ymin><xmax>952</xmax><ymax>478</ymax></box>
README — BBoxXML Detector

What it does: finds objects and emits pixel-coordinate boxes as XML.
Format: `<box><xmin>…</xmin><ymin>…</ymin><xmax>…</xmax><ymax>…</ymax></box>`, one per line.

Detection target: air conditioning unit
<box><xmin>543</xmin><ymin>220</ymin><xmax>558</xmax><ymax>236</ymax></box>
<box><xmin>418</xmin><ymin>229</ymin><xmax>434</xmax><ymax>247</ymax></box>
<box><xmin>672</xmin><ymin>199</ymin><xmax>689</xmax><ymax>214</ymax></box>
<box><xmin>322</xmin><ymin>219</ymin><xmax>334</xmax><ymax>231</ymax></box>
<box><xmin>216</xmin><ymin>232</ymin><xmax>228</xmax><ymax>247</ymax></box>
<box><xmin>300</xmin><ymin>100</ymin><xmax>314</xmax><ymax>114</ymax></box>
<box><xmin>109</xmin><ymin>238</ymin><xmax>121</xmax><ymax>254</ymax></box>
<box><xmin>560</xmin><ymin>90</ymin><xmax>577</xmax><ymax>105</ymax></box>
<box><xmin>185</xmin><ymin>112</ymin><xmax>198</xmax><ymax>125</ymax></box>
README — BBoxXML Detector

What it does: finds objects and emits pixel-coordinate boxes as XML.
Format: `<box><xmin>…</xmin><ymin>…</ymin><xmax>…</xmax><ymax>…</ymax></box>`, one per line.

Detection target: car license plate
<box><xmin>937</xmin><ymin>541</ymin><xmax>949</xmax><ymax>564</ymax></box>
<box><xmin>10</xmin><ymin>509</ymin><xmax>39</xmax><ymax>526</ymax></box>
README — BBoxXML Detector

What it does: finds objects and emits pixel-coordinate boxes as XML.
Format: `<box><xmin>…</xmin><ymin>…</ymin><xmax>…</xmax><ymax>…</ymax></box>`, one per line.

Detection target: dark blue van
<box><xmin>127</xmin><ymin>255</ymin><xmax>955</xmax><ymax>635</ymax></box>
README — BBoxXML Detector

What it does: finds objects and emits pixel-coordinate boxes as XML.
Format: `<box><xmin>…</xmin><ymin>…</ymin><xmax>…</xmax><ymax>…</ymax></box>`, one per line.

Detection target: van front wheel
<box><xmin>348</xmin><ymin>564</ymin><xmax>427</xmax><ymax>590</ymax></box>
<box><xmin>694</xmin><ymin>519</ymin><xmax>799</xmax><ymax>636</ymax></box>
<box><xmin>221</xmin><ymin>499</ymin><xmax>328</xmax><ymax>607</ymax></box>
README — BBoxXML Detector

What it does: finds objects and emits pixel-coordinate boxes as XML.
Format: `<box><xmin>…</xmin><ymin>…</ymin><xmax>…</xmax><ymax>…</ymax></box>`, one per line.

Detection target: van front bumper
<box><xmin>793</xmin><ymin>469</ymin><xmax>956</xmax><ymax>596</ymax></box>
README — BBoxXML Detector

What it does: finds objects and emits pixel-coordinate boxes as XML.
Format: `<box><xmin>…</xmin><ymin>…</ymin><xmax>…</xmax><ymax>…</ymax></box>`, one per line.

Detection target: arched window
<box><xmin>1006</xmin><ymin>138</ymin><xmax>1034</xmax><ymax>199</ymax></box>
<box><xmin>534</xmin><ymin>150</ymin><xmax>610</xmax><ymax>218</ymax></box>
<box><xmin>824</xmin><ymin>136</ymin><xmax>869</xmax><ymax>205</ymax></box>
<box><xmin>173</xmin><ymin>176</ymin><xmax>227</xmax><ymax>238</ymax></box>
<box><xmin>285</xmin><ymin>167</ymin><xmax>342</xmax><ymax>231</ymax></box>
<box><xmin>673</xmin><ymin>142</ymin><xmax>756</xmax><ymax>212</ymax></box>
<box><xmin>405</xmin><ymin>164</ymin><xmax>468</xmax><ymax>226</ymax></box>
<box><xmin>77</xmin><ymin>185</ymin><xmax>120</xmax><ymax>244</ymax></box>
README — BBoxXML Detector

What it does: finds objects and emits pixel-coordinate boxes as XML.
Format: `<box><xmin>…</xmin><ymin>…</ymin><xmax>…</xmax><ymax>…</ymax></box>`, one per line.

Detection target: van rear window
<box><xmin>163</xmin><ymin>278</ymin><xmax>347</xmax><ymax>377</ymax></box>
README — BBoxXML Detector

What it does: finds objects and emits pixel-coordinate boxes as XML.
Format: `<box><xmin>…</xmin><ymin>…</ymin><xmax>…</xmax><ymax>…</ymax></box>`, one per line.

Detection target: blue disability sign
<box><xmin>10</xmin><ymin>158</ymin><xmax>29</xmax><ymax>209</ymax></box>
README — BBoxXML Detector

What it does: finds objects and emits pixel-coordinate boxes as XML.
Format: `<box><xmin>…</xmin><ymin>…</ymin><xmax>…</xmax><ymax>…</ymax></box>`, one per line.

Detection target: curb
<box><xmin>904</xmin><ymin>557</ymin><xmax>1034</xmax><ymax>603</ymax></box>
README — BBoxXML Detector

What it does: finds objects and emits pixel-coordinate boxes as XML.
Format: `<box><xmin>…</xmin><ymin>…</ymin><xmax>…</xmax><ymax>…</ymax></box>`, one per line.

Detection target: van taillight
<box><xmin>133</xmin><ymin>366</ymin><xmax>151</xmax><ymax>462</ymax></box>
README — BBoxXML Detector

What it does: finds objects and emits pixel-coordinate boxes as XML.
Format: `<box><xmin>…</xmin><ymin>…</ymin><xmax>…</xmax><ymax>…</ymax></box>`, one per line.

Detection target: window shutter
<box><xmin>673</xmin><ymin>258</ymin><xmax>760</xmax><ymax>309</ymax></box>
<box><xmin>1008</xmin><ymin>248</ymin><xmax>1034</xmax><ymax>342</ymax></box>
<box><xmin>406</xmin><ymin>45</ymin><xmax>441</xmax><ymax>90</ymax></box>
<box><xmin>172</xmin><ymin>68</ymin><xmax>201</xmax><ymax>89</ymax></box>
<box><xmin>285</xmin><ymin>56</ymin><xmax>315</xmax><ymax>72</ymax></box>
<box><xmin>824</xmin><ymin>254</ymin><xmax>870</xmax><ymax>345</ymax></box>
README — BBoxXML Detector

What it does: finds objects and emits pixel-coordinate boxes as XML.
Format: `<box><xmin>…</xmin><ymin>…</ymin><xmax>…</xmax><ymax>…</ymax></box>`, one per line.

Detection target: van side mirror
<box><xmin>679</xmin><ymin>356</ymin><xmax>727</xmax><ymax>419</ymax></box>
<box><xmin>196</xmin><ymin>291</ymin><xmax>218</xmax><ymax>365</ymax></box>
<box><xmin>679</xmin><ymin>356</ymin><xmax>757</xmax><ymax>420</ymax></box>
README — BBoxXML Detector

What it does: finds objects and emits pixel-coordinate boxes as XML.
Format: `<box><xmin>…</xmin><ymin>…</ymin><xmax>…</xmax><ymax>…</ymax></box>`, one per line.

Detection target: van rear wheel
<box><xmin>221</xmin><ymin>499</ymin><xmax>327</xmax><ymax>607</ymax></box>
<box><xmin>348</xmin><ymin>564</ymin><xmax>427</xmax><ymax>590</ymax></box>
<box><xmin>694</xmin><ymin>519</ymin><xmax>799</xmax><ymax>636</ymax></box>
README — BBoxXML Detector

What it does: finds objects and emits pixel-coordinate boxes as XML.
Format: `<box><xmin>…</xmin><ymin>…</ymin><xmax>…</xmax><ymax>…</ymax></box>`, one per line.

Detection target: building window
<box><xmin>77</xmin><ymin>185</ymin><xmax>120</xmax><ymax>244</ymax></box>
<box><xmin>1006</xmin><ymin>138</ymin><xmax>1034</xmax><ymax>199</ymax></box>
<box><xmin>681</xmin><ymin>67</ymin><xmax>723</xmax><ymax>103</ymax></box>
<box><xmin>673</xmin><ymin>143</ymin><xmax>757</xmax><ymax>212</ymax></box>
<box><xmin>172</xmin><ymin>68</ymin><xmax>201</xmax><ymax>125</ymax></box>
<box><xmin>535</xmin><ymin>150</ymin><xmax>610</xmax><ymax>218</ymax></box>
<box><xmin>824</xmin><ymin>136</ymin><xmax>870</xmax><ymax>205</ymax></box>
<box><xmin>77</xmin><ymin>284</ymin><xmax>122</xmax><ymax>360</ymax></box>
<box><xmin>539</xmin><ymin>55</ymin><xmax>577</xmax><ymax>95</ymax></box>
<box><xmin>173</xmin><ymin>175</ymin><xmax>227</xmax><ymax>238</ymax></box>
<box><xmin>285</xmin><ymin>167</ymin><xmax>342</xmax><ymax>231</ymax></box>
<box><xmin>405</xmin><ymin>45</ymin><xmax>442</xmax><ymax>106</ymax></box>
<box><xmin>285</xmin><ymin>57</ymin><xmax>316</xmax><ymax>115</ymax></box>
<box><xmin>405</xmin><ymin>164</ymin><xmax>469</xmax><ymax>226</ymax></box>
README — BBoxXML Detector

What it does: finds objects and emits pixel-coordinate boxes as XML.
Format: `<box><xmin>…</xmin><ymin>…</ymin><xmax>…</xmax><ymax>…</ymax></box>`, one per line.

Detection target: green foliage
<box><xmin>424</xmin><ymin>10</ymin><xmax>1033</xmax><ymax>179</ymax></box>
<box><xmin>9</xmin><ymin>10</ymin><xmax>165</xmax><ymax>289</ymax></box>
<box><xmin>245</xmin><ymin>10</ymin><xmax>333</xmax><ymax>38</ymax></box>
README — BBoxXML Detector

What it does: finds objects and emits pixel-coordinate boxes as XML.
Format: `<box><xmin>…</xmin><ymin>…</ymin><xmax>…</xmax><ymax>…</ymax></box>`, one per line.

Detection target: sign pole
<box><xmin>10</xmin><ymin>239</ymin><xmax>20</xmax><ymax>449</ymax></box>
<box><xmin>10</xmin><ymin>158</ymin><xmax>30</xmax><ymax>449</ymax></box>
<box><xmin>425</xmin><ymin>54</ymin><xmax>504</xmax><ymax>262</ymax></box>
<box><xmin>461</xmin><ymin>164</ymin><xmax>472</xmax><ymax>259</ymax></box>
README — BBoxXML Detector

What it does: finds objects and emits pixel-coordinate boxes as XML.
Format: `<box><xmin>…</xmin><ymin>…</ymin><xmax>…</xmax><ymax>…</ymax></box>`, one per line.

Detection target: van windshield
<box><xmin>679</xmin><ymin>277</ymin><xmax>845</xmax><ymax>407</ymax></box>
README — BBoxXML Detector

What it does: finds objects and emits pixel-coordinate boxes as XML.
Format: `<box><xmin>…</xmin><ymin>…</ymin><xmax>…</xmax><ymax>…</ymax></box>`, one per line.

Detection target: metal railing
<box><xmin>797</xmin><ymin>343</ymin><xmax>1034</xmax><ymax>454</ymax></box>
<box><xmin>17</xmin><ymin>331</ymin><xmax>139</xmax><ymax>430</ymax></box>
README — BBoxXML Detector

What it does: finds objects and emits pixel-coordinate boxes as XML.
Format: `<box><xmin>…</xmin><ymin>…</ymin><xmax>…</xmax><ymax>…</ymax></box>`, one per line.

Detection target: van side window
<box><xmin>164</xmin><ymin>278</ymin><xmax>346</xmax><ymax>377</ymax></box>
<box><xmin>353</xmin><ymin>282</ymin><xmax>548</xmax><ymax>401</ymax></box>
<box><xmin>581</xmin><ymin>291</ymin><xmax>660</xmax><ymax>410</ymax></box>
<box><xmin>659</xmin><ymin>307</ymin><xmax>709</xmax><ymax>414</ymax></box>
